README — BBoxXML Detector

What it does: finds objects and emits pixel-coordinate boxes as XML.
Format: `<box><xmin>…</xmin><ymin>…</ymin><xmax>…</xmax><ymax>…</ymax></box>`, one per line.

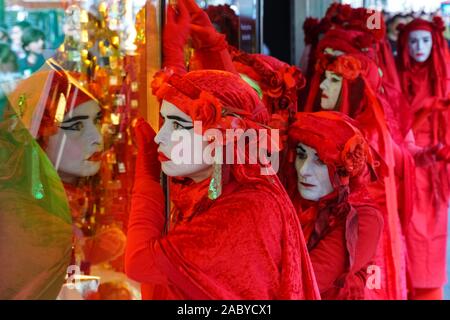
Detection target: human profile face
<box><xmin>408</xmin><ymin>30</ymin><xmax>433</xmax><ymax>63</ymax></box>
<box><xmin>45</xmin><ymin>100</ymin><xmax>103</xmax><ymax>184</ymax></box>
<box><xmin>25</xmin><ymin>39</ymin><xmax>45</xmax><ymax>55</ymax></box>
<box><xmin>154</xmin><ymin>100</ymin><xmax>212</xmax><ymax>182</ymax></box>
<box><xmin>295</xmin><ymin>143</ymin><xmax>334</xmax><ymax>202</ymax></box>
<box><xmin>319</xmin><ymin>71</ymin><xmax>343</xmax><ymax>110</ymax></box>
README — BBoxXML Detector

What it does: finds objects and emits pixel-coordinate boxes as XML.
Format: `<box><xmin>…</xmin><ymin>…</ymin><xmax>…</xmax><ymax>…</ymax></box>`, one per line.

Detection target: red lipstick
<box><xmin>87</xmin><ymin>152</ymin><xmax>103</xmax><ymax>162</ymax></box>
<box><xmin>301</xmin><ymin>182</ymin><xmax>315</xmax><ymax>188</ymax></box>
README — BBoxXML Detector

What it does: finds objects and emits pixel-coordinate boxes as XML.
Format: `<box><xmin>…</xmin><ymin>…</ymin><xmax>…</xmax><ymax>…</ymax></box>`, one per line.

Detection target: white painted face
<box><xmin>319</xmin><ymin>71</ymin><xmax>343</xmax><ymax>110</ymax></box>
<box><xmin>295</xmin><ymin>143</ymin><xmax>334</xmax><ymax>202</ymax></box>
<box><xmin>25</xmin><ymin>38</ymin><xmax>45</xmax><ymax>55</ymax></box>
<box><xmin>45</xmin><ymin>100</ymin><xmax>103</xmax><ymax>184</ymax></box>
<box><xmin>154</xmin><ymin>100</ymin><xmax>212</xmax><ymax>182</ymax></box>
<box><xmin>408</xmin><ymin>30</ymin><xmax>433</xmax><ymax>63</ymax></box>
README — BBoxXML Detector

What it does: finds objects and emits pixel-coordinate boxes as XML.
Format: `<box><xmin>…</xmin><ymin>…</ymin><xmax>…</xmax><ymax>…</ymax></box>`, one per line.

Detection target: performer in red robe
<box><xmin>303</xmin><ymin>52</ymin><xmax>408</xmax><ymax>299</ymax></box>
<box><xmin>397</xmin><ymin>17</ymin><xmax>450</xmax><ymax>300</ymax></box>
<box><xmin>125</xmin><ymin>69</ymin><xmax>320</xmax><ymax>300</ymax></box>
<box><xmin>285</xmin><ymin>111</ymin><xmax>383</xmax><ymax>299</ymax></box>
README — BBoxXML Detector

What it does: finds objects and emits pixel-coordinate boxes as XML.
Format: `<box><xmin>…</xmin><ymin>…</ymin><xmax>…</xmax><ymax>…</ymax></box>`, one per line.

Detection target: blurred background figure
<box><xmin>18</xmin><ymin>27</ymin><xmax>46</xmax><ymax>76</ymax></box>
<box><xmin>8</xmin><ymin>21</ymin><xmax>31</xmax><ymax>60</ymax></box>
<box><xmin>387</xmin><ymin>14</ymin><xmax>409</xmax><ymax>56</ymax></box>
<box><xmin>0</xmin><ymin>43</ymin><xmax>19</xmax><ymax>119</ymax></box>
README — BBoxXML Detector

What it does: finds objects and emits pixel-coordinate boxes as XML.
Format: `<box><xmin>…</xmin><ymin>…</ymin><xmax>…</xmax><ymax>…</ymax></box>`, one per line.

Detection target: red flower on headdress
<box><xmin>151</xmin><ymin>68</ymin><xmax>174</xmax><ymax>98</ymax></box>
<box><xmin>266</xmin><ymin>65</ymin><xmax>305</xmax><ymax>111</ymax></box>
<box><xmin>303</xmin><ymin>17</ymin><xmax>320</xmax><ymax>45</ymax></box>
<box><xmin>340</xmin><ymin>135</ymin><xmax>368</xmax><ymax>177</ymax></box>
<box><xmin>433</xmin><ymin>16</ymin><xmax>445</xmax><ymax>32</ymax></box>
<box><xmin>189</xmin><ymin>91</ymin><xmax>222</xmax><ymax>132</ymax></box>
<box><xmin>330</xmin><ymin>55</ymin><xmax>362</xmax><ymax>80</ymax></box>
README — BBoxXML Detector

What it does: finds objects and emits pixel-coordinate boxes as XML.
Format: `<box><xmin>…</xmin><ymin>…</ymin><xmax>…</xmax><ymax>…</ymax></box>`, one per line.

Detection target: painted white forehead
<box><xmin>409</xmin><ymin>30</ymin><xmax>432</xmax><ymax>38</ymax></box>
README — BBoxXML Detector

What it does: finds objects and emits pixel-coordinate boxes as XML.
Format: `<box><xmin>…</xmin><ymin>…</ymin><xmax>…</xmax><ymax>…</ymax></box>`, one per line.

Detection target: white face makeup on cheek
<box><xmin>154</xmin><ymin>100</ymin><xmax>212</xmax><ymax>182</ymax></box>
<box><xmin>319</xmin><ymin>71</ymin><xmax>343</xmax><ymax>110</ymax></box>
<box><xmin>295</xmin><ymin>143</ymin><xmax>334</xmax><ymax>202</ymax></box>
<box><xmin>408</xmin><ymin>30</ymin><xmax>433</xmax><ymax>63</ymax></box>
<box><xmin>45</xmin><ymin>100</ymin><xmax>103</xmax><ymax>184</ymax></box>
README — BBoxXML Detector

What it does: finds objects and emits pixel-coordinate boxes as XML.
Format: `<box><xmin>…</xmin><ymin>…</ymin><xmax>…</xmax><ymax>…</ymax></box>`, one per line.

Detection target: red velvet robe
<box><xmin>125</xmin><ymin>173</ymin><xmax>320</xmax><ymax>299</ymax></box>
<box><xmin>293</xmin><ymin>187</ymin><xmax>383</xmax><ymax>300</ymax></box>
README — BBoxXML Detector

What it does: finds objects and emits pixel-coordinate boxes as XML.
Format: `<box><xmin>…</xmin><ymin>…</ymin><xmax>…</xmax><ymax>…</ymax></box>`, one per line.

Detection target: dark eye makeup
<box><xmin>60</xmin><ymin>121</ymin><xmax>83</xmax><ymax>131</ymax></box>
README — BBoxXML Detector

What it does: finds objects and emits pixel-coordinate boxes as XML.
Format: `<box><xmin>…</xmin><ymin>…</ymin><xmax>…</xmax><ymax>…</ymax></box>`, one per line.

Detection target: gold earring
<box><xmin>208</xmin><ymin>161</ymin><xmax>222</xmax><ymax>200</ymax></box>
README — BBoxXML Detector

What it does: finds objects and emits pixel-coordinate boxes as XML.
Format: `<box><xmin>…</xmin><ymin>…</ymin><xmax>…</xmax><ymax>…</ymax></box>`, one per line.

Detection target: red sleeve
<box><xmin>124</xmin><ymin>176</ymin><xmax>167</xmax><ymax>283</ymax></box>
<box><xmin>309</xmin><ymin>221</ymin><xmax>347</xmax><ymax>293</ymax></box>
<box><xmin>190</xmin><ymin>43</ymin><xmax>237</xmax><ymax>74</ymax></box>
<box><xmin>347</xmin><ymin>206</ymin><xmax>383</xmax><ymax>273</ymax></box>
<box><xmin>309</xmin><ymin>205</ymin><xmax>383</xmax><ymax>295</ymax></box>
<box><xmin>125</xmin><ymin>184</ymin><xmax>281</xmax><ymax>299</ymax></box>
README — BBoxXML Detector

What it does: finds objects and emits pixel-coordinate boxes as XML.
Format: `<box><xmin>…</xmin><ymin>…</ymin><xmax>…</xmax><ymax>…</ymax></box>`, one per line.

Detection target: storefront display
<box><xmin>0</xmin><ymin>0</ymin><xmax>262</xmax><ymax>300</ymax></box>
<box><xmin>1</xmin><ymin>0</ymin><xmax>162</xmax><ymax>300</ymax></box>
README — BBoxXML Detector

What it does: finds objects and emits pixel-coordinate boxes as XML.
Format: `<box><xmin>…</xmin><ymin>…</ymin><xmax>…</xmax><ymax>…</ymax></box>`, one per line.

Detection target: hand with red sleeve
<box><xmin>162</xmin><ymin>1</ymin><xmax>190</xmax><ymax>74</ymax></box>
<box><xmin>134</xmin><ymin>118</ymin><xmax>161</xmax><ymax>182</ymax></box>
<box><xmin>125</xmin><ymin>119</ymin><xmax>166</xmax><ymax>282</ymax></box>
<box><xmin>183</xmin><ymin>0</ymin><xmax>237</xmax><ymax>73</ymax></box>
